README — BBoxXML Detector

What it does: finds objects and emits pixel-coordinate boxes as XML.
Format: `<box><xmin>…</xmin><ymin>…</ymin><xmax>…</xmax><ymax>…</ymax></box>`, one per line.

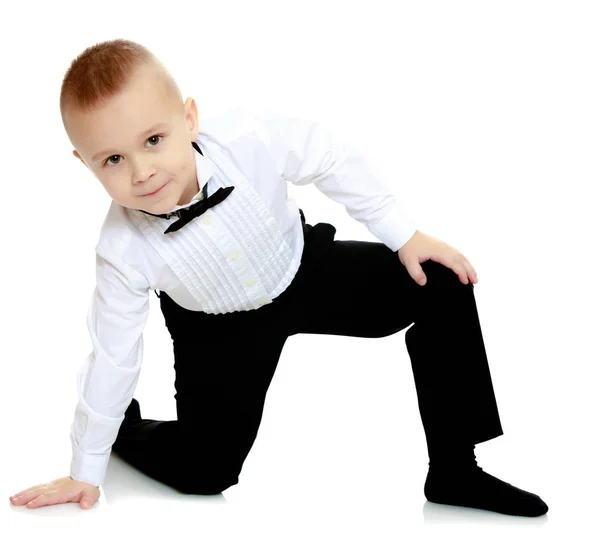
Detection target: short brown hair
<box><xmin>59</xmin><ymin>38</ymin><xmax>180</xmax><ymax>120</ymax></box>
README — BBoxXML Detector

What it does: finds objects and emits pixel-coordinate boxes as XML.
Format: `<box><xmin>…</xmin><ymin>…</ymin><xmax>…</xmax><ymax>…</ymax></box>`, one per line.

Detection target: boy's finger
<box><xmin>404</xmin><ymin>260</ymin><xmax>426</xmax><ymax>286</ymax></box>
<box><xmin>81</xmin><ymin>499</ymin><xmax>93</xmax><ymax>509</ymax></box>
<box><xmin>12</xmin><ymin>490</ymin><xmax>38</xmax><ymax>503</ymax></box>
<box><xmin>26</xmin><ymin>495</ymin><xmax>43</xmax><ymax>508</ymax></box>
<box><xmin>27</xmin><ymin>493</ymin><xmax>54</xmax><ymax>508</ymax></box>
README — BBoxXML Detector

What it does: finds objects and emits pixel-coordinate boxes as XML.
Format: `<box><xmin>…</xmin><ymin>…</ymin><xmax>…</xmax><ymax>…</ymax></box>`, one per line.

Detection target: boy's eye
<box><xmin>104</xmin><ymin>135</ymin><xmax>164</xmax><ymax>166</ymax></box>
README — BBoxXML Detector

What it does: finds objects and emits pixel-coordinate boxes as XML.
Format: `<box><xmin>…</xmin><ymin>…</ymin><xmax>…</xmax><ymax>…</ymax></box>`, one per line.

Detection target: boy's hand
<box><xmin>9</xmin><ymin>476</ymin><xmax>100</xmax><ymax>510</ymax></box>
<box><xmin>397</xmin><ymin>230</ymin><xmax>478</xmax><ymax>286</ymax></box>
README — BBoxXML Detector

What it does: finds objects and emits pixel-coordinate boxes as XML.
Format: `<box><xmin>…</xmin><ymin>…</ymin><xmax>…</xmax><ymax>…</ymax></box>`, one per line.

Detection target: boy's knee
<box><xmin>422</xmin><ymin>260</ymin><xmax>473</xmax><ymax>290</ymax></box>
<box><xmin>170</xmin><ymin>452</ymin><xmax>242</xmax><ymax>494</ymax></box>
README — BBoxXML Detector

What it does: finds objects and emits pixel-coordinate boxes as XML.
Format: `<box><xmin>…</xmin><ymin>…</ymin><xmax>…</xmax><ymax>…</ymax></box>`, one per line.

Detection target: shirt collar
<box><xmin>158</xmin><ymin>142</ymin><xmax>219</xmax><ymax>213</ymax></box>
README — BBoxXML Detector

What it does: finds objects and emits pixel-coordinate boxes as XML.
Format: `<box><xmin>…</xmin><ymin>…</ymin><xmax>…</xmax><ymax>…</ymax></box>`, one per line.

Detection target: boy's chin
<box><xmin>130</xmin><ymin>197</ymin><xmax>176</xmax><ymax>214</ymax></box>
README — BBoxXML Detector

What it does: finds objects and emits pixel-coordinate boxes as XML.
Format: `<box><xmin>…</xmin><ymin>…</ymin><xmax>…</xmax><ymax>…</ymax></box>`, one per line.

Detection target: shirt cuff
<box><xmin>68</xmin><ymin>396</ymin><xmax>126</xmax><ymax>487</ymax></box>
<box><xmin>69</xmin><ymin>433</ymin><xmax>111</xmax><ymax>487</ymax></box>
<box><xmin>365</xmin><ymin>201</ymin><xmax>418</xmax><ymax>252</ymax></box>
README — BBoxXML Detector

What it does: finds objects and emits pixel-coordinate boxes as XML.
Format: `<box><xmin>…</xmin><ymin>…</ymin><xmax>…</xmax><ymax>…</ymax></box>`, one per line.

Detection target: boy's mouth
<box><xmin>142</xmin><ymin>181</ymin><xmax>169</xmax><ymax>196</ymax></box>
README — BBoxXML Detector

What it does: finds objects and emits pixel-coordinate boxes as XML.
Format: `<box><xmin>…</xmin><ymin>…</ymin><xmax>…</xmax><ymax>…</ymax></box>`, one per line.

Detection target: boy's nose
<box><xmin>134</xmin><ymin>168</ymin><xmax>158</xmax><ymax>187</ymax></box>
<box><xmin>131</xmin><ymin>154</ymin><xmax>157</xmax><ymax>182</ymax></box>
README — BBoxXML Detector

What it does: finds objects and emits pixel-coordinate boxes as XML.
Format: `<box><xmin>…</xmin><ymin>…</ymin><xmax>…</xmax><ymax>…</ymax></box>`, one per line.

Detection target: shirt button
<box><xmin>230</xmin><ymin>250</ymin><xmax>239</xmax><ymax>261</ymax></box>
<box><xmin>245</xmin><ymin>279</ymin><xmax>255</xmax><ymax>287</ymax></box>
<box><xmin>203</xmin><ymin>214</ymin><xmax>212</xmax><ymax>225</ymax></box>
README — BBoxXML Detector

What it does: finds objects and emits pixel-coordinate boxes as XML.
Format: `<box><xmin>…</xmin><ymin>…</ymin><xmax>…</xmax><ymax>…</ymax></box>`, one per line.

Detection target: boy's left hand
<box><xmin>397</xmin><ymin>230</ymin><xmax>478</xmax><ymax>287</ymax></box>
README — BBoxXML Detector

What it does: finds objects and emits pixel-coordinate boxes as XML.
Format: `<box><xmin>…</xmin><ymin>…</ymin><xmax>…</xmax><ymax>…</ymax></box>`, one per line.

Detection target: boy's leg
<box><xmin>291</xmin><ymin>237</ymin><xmax>504</xmax><ymax>450</ymax></box>
<box><xmin>112</xmin><ymin>293</ymin><xmax>292</xmax><ymax>495</ymax></box>
<box><xmin>289</xmin><ymin>231</ymin><xmax>547</xmax><ymax>516</ymax></box>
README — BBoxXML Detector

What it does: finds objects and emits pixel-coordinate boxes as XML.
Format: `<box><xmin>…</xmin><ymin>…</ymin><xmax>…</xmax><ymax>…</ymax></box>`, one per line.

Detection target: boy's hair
<box><xmin>59</xmin><ymin>38</ymin><xmax>181</xmax><ymax>122</ymax></box>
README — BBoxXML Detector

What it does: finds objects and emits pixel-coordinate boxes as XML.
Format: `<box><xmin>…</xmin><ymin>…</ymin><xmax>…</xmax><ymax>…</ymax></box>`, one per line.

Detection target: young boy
<box><xmin>9</xmin><ymin>39</ymin><xmax>548</xmax><ymax>517</ymax></box>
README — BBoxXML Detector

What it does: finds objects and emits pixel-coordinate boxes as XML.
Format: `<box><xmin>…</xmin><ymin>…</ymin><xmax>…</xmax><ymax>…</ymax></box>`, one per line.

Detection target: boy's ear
<box><xmin>72</xmin><ymin>150</ymin><xmax>89</xmax><ymax>169</ymax></box>
<box><xmin>184</xmin><ymin>97</ymin><xmax>199</xmax><ymax>142</ymax></box>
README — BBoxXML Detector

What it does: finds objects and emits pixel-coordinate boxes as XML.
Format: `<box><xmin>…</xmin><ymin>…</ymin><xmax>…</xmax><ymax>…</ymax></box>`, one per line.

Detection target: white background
<box><xmin>2</xmin><ymin>1</ymin><xmax>598</xmax><ymax>531</ymax></box>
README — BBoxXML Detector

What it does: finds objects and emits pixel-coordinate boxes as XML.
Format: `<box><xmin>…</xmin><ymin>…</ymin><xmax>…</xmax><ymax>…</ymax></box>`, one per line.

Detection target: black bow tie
<box><xmin>139</xmin><ymin>142</ymin><xmax>234</xmax><ymax>234</ymax></box>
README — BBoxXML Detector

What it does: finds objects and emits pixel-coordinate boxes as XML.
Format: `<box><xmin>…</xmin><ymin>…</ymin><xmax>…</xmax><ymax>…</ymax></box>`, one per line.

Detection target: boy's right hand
<box><xmin>9</xmin><ymin>476</ymin><xmax>100</xmax><ymax>509</ymax></box>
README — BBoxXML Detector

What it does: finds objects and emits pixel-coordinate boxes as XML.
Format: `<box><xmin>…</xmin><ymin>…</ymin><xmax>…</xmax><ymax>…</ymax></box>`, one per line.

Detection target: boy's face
<box><xmin>65</xmin><ymin>62</ymin><xmax>200</xmax><ymax>213</ymax></box>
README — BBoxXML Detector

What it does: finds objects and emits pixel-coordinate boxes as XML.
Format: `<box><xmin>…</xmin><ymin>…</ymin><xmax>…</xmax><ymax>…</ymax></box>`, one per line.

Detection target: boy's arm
<box><xmin>69</xmin><ymin>245</ymin><xmax>150</xmax><ymax>487</ymax></box>
<box><xmin>253</xmin><ymin>108</ymin><xmax>418</xmax><ymax>252</ymax></box>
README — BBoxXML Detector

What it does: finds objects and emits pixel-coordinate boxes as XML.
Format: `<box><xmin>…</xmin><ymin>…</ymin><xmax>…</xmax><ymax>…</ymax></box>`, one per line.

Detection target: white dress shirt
<box><xmin>69</xmin><ymin>106</ymin><xmax>418</xmax><ymax>487</ymax></box>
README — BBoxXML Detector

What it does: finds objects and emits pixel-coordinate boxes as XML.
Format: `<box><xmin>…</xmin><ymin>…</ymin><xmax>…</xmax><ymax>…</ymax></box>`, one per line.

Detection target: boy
<box><xmin>9</xmin><ymin>39</ymin><xmax>548</xmax><ymax>517</ymax></box>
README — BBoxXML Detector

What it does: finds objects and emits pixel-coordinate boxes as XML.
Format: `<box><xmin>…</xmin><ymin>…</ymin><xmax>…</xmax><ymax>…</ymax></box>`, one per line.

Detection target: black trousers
<box><xmin>112</xmin><ymin>210</ymin><xmax>503</xmax><ymax>494</ymax></box>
